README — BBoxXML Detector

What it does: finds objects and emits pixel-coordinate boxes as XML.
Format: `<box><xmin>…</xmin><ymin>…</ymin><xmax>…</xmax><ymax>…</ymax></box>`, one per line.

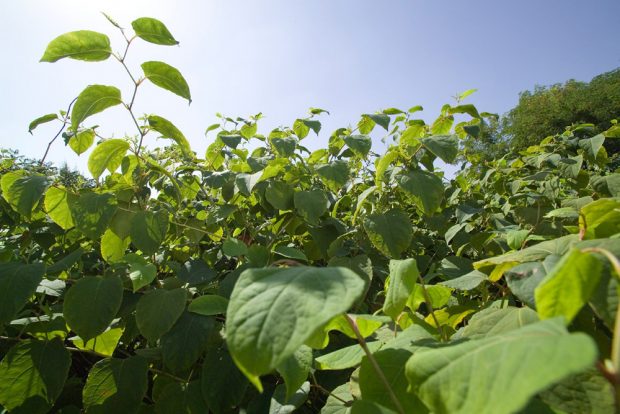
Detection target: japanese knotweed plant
<box><xmin>1</xmin><ymin>12</ymin><xmax>620</xmax><ymax>414</ymax></box>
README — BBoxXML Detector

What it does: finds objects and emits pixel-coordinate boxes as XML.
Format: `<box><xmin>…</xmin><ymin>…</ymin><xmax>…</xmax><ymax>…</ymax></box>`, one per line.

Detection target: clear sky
<box><xmin>1</xmin><ymin>0</ymin><xmax>619</xmax><ymax>174</ymax></box>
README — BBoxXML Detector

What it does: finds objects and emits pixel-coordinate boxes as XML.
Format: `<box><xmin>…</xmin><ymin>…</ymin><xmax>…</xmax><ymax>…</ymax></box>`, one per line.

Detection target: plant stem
<box><xmin>40</xmin><ymin>97</ymin><xmax>77</xmax><ymax>165</ymax></box>
<box><xmin>344</xmin><ymin>314</ymin><xmax>406</xmax><ymax>414</ymax></box>
<box><xmin>417</xmin><ymin>274</ymin><xmax>448</xmax><ymax>341</ymax></box>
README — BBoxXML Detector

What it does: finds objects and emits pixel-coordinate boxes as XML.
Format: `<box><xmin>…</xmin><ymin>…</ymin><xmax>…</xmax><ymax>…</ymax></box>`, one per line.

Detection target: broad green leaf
<box><xmin>506</xmin><ymin>229</ymin><xmax>530</xmax><ymax>250</ymax></box>
<box><xmin>457</xmin><ymin>89</ymin><xmax>477</xmax><ymax>101</ymax></box>
<box><xmin>272</xmin><ymin>136</ymin><xmax>297</xmax><ymax>157</ymax></box>
<box><xmin>274</xmin><ymin>245</ymin><xmax>308</xmax><ymax>262</ymax></box>
<box><xmin>407</xmin><ymin>284</ymin><xmax>452</xmax><ymax>311</ymax></box>
<box><xmin>47</xmin><ymin>247</ymin><xmax>84</xmax><ymax>275</ymax></box>
<box><xmin>226</xmin><ymin>266</ymin><xmax>365</xmax><ymax>390</ymax></box>
<box><xmin>316</xmin><ymin>161</ymin><xmax>350</xmax><ymax>191</ymax></box>
<box><xmin>315</xmin><ymin>341</ymin><xmax>382</xmax><ymax>371</ymax></box>
<box><xmin>364</xmin><ymin>114</ymin><xmax>390</xmax><ymax>131</ymax></box>
<box><xmin>358</xmin><ymin>115</ymin><xmax>376</xmax><ymax>134</ymax></box>
<box><xmin>473</xmin><ymin>235</ymin><xmax>577</xmax><ymax>269</ymax></box>
<box><xmin>321</xmin><ymin>383</ymin><xmax>353</xmax><ymax>414</ymax></box>
<box><xmin>63</xmin><ymin>276</ymin><xmax>123</xmax><ymax>341</ymax></box>
<box><xmin>457</xmin><ymin>306</ymin><xmax>539</xmax><ymax>339</ymax></box>
<box><xmin>124</xmin><ymin>254</ymin><xmax>157</xmax><ymax>291</ymax></box>
<box><xmin>71</xmin><ymin>85</ymin><xmax>122</xmax><ymax>131</ymax></box>
<box><xmin>449</xmin><ymin>104</ymin><xmax>480</xmax><ymax>118</ymax></box>
<box><xmin>220</xmin><ymin>134</ymin><xmax>242</xmax><ymax>149</ymax></box>
<box><xmin>71</xmin><ymin>327</ymin><xmax>123</xmax><ymax>357</ymax></box>
<box><xmin>68</xmin><ymin>191</ymin><xmax>117</xmax><ymax>240</ymax></box>
<box><xmin>539</xmin><ymin>368</ymin><xmax>615</xmax><ymax>414</ymax></box>
<box><xmin>306</xmin><ymin>314</ymin><xmax>388</xmax><ymax>349</ymax></box>
<box><xmin>136</xmin><ymin>288</ymin><xmax>187</xmax><ymax>342</ymax></box>
<box><xmin>83</xmin><ymin>356</ymin><xmax>149</xmax><ymax>413</ymax></box>
<box><xmin>420</xmin><ymin>135</ymin><xmax>458</xmax><ymax>164</ymax></box>
<box><xmin>439</xmin><ymin>270</ymin><xmax>488</xmax><ymax>291</ymax></box>
<box><xmin>188</xmin><ymin>295</ymin><xmax>229</xmax><ymax>315</ymax></box>
<box><xmin>132</xmin><ymin>17</ymin><xmax>179</xmax><ymax>45</ymax></box>
<box><xmin>579</xmin><ymin>198</ymin><xmax>620</xmax><ymax>239</ymax></box>
<box><xmin>40</xmin><ymin>30</ymin><xmax>111</xmax><ymax>62</ymax></box>
<box><xmin>344</xmin><ymin>135</ymin><xmax>372</xmax><ymax>157</ymax></box>
<box><xmin>223</xmin><ymin>237</ymin><xmax>248</xmax><ymax>257</ymax></box>
<box><xmin>405</xmin><ymin>319</ymin><xmax>598</xmax><ymax>414</ymax></box>
<box><xmin>28</xmin><ymin>113</ymin><xmax>57</xmax><ymax>133</ymax></box>
<box><xmin>0</xmin><ymin>262</ymin><xmax>44</xmax><ymax>327</ymax></box>
<box><xmin>161</xmin><ymin>312</ymin><xmax>214</xmax><ymax>373</ymax></box>
<box><xmin>505</xmin><ymin>255</ymin><xmax>559</xmax><ymax>308</ymax></box>
<box><xmin>375</xmin><ymin>149</ymin><xmax>398</xmax><ymax>188</ymax></box>
<box><xmin>130</xmin><ymin>210</ymin><xmax>169</xmax><ymax>255</ymax></box>
<box><xmin>276</xmin><ymin>345</ymin><xmax>313</xmax><ymax>400</ymax></box>
<box><xmin>201</xmin><ymin>345</ymin><xmax>248</xmax><ymax>414</ymax></box>
<box><xmin>100</xmin><ymin>228</ymin><xmax>130</xmax><ymax>263</ymax></box>
<box><xmin>235</xmin><ymin>171</ymin><xmax>262</xmax><ymax>196</ymax></box>
<box><xmin>360</xmin><ymin>349</ymin><xmax>428</xmax><ymax>414</ymax></box>
<box><xmin>0</xmin><ymin>339</ymin><xmax>71</xmax><ymax>413</ymax></box>
<box><xmin>175</xmin><ymin>259</ymin><xmax>217</xmax><ymax>286</ymax></box>
<box><xmin>363</xmin><ymin>209</ymin><xmax>412</xmax><ymax>258</ymax></box>
<box><xmin>147</xmin><ymin>115</ymin><xmax>192</xmax><ymax>157</ymax></box>
<box><xmin>294</xmin><ymin>190</ymin><xmax>329</xmax><ymax>225</ymax></box>
<box><xmin>265</xmin><ymin>181</ymin><xmax>294</xmax><ymax>210</ymax></box>
<box><xmin>1</xmin><ymin>173</ymin><xmax>49</xmax><ymax>218</ymax></box>
<box><xmin>142</xmin><ymin>61</ymin><xmax>191</xmax><ymax>103</ymax></box>
<box><xmin>154</xmin><ymin>381</ymin><xmax>208</xmax><ymax>414</ymax></box>
<box><xmin>88</xmin><ymin>139</ymin><xmax>129</xmax><ymax>179</ymax></box>
<box><xmin>578</xmin><ymin>134</ymin><xmax>605</xmax><ymax>160</ymax></box>
<box><xmin>383</xmin><ymin>259</ymin><xmax>419</xmax><ymax>320</ymax></box>
<box><xmin>431</xmin><ymin>114</ymin><xmax>453</xmax><ymax>135</ymax></box>
<box><xmin>535</xmin><ymin>248</ymin><xmax>604</xmax><ymax>323</ymax></box>
<box><xmin>240</xmin><ymin>122</ymin><xmax>257</xmax><ymax>138</ymax></box>
<box><xmin>397</xmin><ymin>170</ymin><xmax>444</xmax><ymax>215</ymax></box>
<box><xmin>268</xmin><ymin>382</ymin><xmax>310</xmax><ymax>414</ymax></box>
<box><xmin>303</xmin><ymin>119</ymin><xmax>322</xmax><ymax>135</ymax></box>
<box><xmin>69</xmin><ymin>129</ymin><xmax>95</xmax><ymax>155</ymax></box>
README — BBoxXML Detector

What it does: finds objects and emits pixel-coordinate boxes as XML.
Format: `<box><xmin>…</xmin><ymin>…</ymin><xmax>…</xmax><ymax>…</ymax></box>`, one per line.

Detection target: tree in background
<box><xmin>504</xmin><ymin>68</ymin><xmax>620</xmax><ymax>150</ymax></box>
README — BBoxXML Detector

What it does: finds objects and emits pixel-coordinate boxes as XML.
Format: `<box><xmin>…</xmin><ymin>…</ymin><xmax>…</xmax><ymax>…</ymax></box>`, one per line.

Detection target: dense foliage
<box><xmin>2</xmin><ymin>15</ymin><xmax>620</xmax><ymax>414</ymax></box>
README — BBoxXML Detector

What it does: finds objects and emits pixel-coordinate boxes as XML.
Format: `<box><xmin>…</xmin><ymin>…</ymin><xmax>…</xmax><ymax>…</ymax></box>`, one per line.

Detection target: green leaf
<box><xmin>439</xmin><ymin>270</ymin><xmax>488</xmax><ymax>291</ymax></box>
<box><xmin>265</xmin><ymin>181</ymin><xmax>294</xmax><ymax>210</ymax></box>
<box><xmin>457</xmin><ymin>89</ymin><xmax>477</xmax><ymax>101</ymax></box>
<box><xmin>383</xmin><ymin>259</ymin><xmax>419</xmax><ymax>320</ymax></box>
<box><xmin>350</xmin><ymin>400</ymin><xmax>397</xmax><ymax>414</ymax></box>
<box><xmin>223</xmin><ymin>237</ymin><xmax>248</xmax><ymax>257</ymax></box>
<box><xmin>40</xmin><ymin>30</ymin><xmax>111</xmax><ymax>62</ymax></box>
<box><xmin>130</xmin><ymin>210</ymin><xmax>169</xmax><ymax>255</ymax></box>
<box><xmin>83</xmin><ymin>356</ymin><xmax>149</xmax><ymax>413</ymax></box>
<box><xmin>71</xmin><ymin>85</ymin><xmax>121</xmax><ymax>131</ymax></box>
<box><xmin>271</xmin><ymin>137</ymin><xmax>297</xmax><ymax>157</ymax></box>
<box><xmin>132</xmin><ymin>17</ymin><xmax>179</xmax><ymax>45</ymax></box>
<box><xmin>578</xmin><ymin>134</ymin><xmax>605</xmax><ymax>160</ymax></box>
<box><xmin>276</xmin><ymin>345</ymin><xmax>313</xmax><ymax>400</ymax></box>
<box><xmin>175</xmin><ymin>259</ymin><xmax>217</xmax><ymax>286</ymax></box>
<box><xmin>363</xmin><ymin>209</ymin><xmax>412</xmax><ymax>258</ymax></box>
<box><xmin>360</xmin><ymin>349</ymin><xmax>428</xmax><ymax>414</ymax></box>
<box><xmin>147</xmin><ymin>115</ymin><xmax>192</xmax><ymax>157</ymax></box>
<box><xmin>63</xmin><ymin>276</ymin><xmax>123</xmax><ymax>341</ymax></box>
<box><xmin>268</xmin><ymin>382</ymin><xmax>310</xmax><ymax>414</ymax></box>
<box><xmin>420</xmin><ymin>135</ymin><xmax>459</xmax><ymax>164</ymax></box>
<box><xmin>240</xmin><ymin>122</ymin><xmax>257</xmax><ymax>139</ymax></box>
<box><xmin>219</xmin><ymin>134</ymin><xmax>242</xmax><ymax>149</ymax></box>
<box><xmin>1</xmin><ymin>172</ymin><xmax>49</xmax><ymax>218</ymax></box>
<box><xmin>321</xmin><ymin>383</ymin><xmax>354</xmax><ymax>414</ymax></box>
<box><xmin>88</xmin><ymin>139</ymin><xmax>129</xmax><ymax>179</ymax></box>
<box><xmin>161</xmin><ymin>312</ymin><xmax>214</xmax><ymax>373</ymax></box>
<box><xmin>71</xmin><ymin>327</ymin><xmax>123</xmax><ymax>357</ymax></box>
<box><xmin>201</xmin><ymin>345</ymin><xmax>248</xmax><ymax>414</ymax></box>
<box><xmin>0</xmin><ymin>339</ymin><xmax>71</xmax><ymax>413</ymax></box>
<box><xmin>124</xmin><ymin>254</ymin><xmax>157</xmax><ymax>291</ymax></box>
<box><xmin>344</xmin><ymin>135</ymin><xmax>372</xmax><ymax>157</ymax></box>
<box><xmin>69</xmin><ymin>129</ymin><xmax>95</xmax><ymax>155</ymax></box>
<box><xmin>449</xmin><ymin>104</ymin><xmax>480</xmax><ymax>118</ymax></box>
<box><xmin>294</xmin><ymin>190</ymin><xmax>329</xmax><ymax>225</ymax></box>
<box><xmin>364</xmin><ymin>114</ymin><xmax>390</xmax><ymax>131</ymax></box>
<box><xmin>431</xmin><ymin>114</ymin><xmax>453</xmax><ymax>135</ymax></box>
<box><xmin>274</xmin><ymin>245</ymin><xmax>308</xmax><ymax>262</ymax></box>
<box><xmin>142</xmin><ymin>61</ymin><xmax>191</xmax><ymax>103</ymax></box>
<box><xmin>303</xmin><ymin>119</ymin><xmax>322</xmax><ymax>135</ymax></box>
<box><xmin>457</xmin><ymin>306</ymin><xmax>539</xmax><ymax>339</ymax></box>
<box><xmin>397</xmin><ymin>170</ymin><xmax>444</xmax><ymax>215</ymax></box>
<box><xmin>68</xmin><ymin>191</ymin><xmax>117</xmax><ymax>240</ymax></box>
<box><xmin>0</xmin><ymin>262</ymin><xmax>44</xmax><ymax>327</ymax></box>
<box><xmin>316</xmin><ymin>161</ymin><xmax>350</xmax><ymax>192</ymax></box>
<box><xmin>405</xmin><ymin>319</ymin><xmax>598</xmax><ymax>414</ymax></box>
<box><xmin>315</xmin><ymin>341</ymin><xmax>382</xmax><ymax>371</ymax></box>
<box><xmin>28</xmin><ymin>113</ymin><xmax>57</xmax><ymax>133</ymax></box>
<box><xmin>101</xmin><ymin>229</ymin><xmax>130</xmax><ymax>263</ymax></box>
<box><xmin>188</xmin><ymin>295</ymin><xmax>229</xmax><ymax>316</ymax></box>
<box><xmin>539</xmin><ymin>368</ymin><xmax>616</xmax><ymax>414</ymax></box>
<box><xmin>535</xmin><ymin>248</ymin><xmax>604</xmax><ymax>324</ymax></box>
<box><xmin>136</xmin><ymin>288</ymin><xmax>187</xmax><ymax>342</ymax></box>
<box><xmin>474</xmin><ymin>235</ymin><xmax>577</xmax><ymax>269</ymax></box>
<box><xmin>375</xmin><ymin>149</ymin><xmax>399</xmax><ymax>188</ymax></box>
<box><xmin>235</xmin><ymin>171</ymin><xmax>262</xmax><ymax>196</ymax></box>
<box><xmin>226</xmin><ymin>266</ymin><xmax>365</xmax><ymax>390</ymax></box>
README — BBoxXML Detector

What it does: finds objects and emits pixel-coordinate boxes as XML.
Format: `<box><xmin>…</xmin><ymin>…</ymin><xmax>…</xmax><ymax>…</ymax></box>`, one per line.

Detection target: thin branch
<box><xmin>344</xmin><ymin>314</ymin><xmax>406</xmax><ymax>414</ymax></box>
<box><xmin>40</xmin><ymin>97</ymin><xmax>78</xmax><ymax>165</ymax></box>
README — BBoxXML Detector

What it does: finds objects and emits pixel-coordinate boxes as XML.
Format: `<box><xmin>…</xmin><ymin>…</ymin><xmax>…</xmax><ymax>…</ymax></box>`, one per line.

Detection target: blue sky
<box><xmin>1</xmin><ymin>0</ymin><xmax>619</xmax><ymax>173</ymax></box>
